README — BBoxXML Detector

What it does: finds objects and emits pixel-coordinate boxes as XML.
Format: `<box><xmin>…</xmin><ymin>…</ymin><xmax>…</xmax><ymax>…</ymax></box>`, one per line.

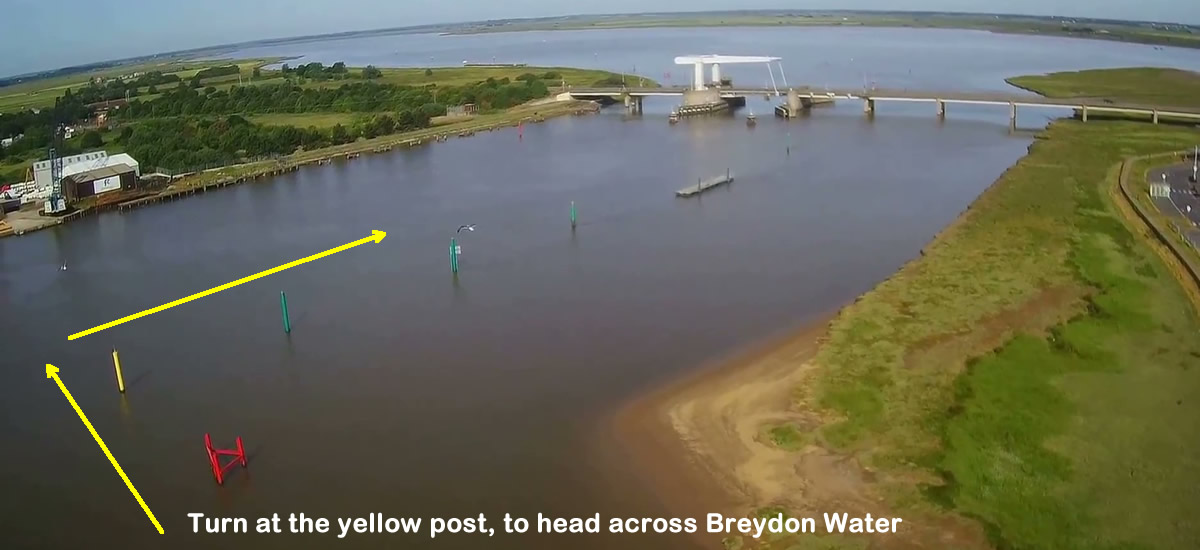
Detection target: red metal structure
<box><xmin>204</xmin><ymin>433</ymin><xmax>247</xmax><ymax>485</ymax></box>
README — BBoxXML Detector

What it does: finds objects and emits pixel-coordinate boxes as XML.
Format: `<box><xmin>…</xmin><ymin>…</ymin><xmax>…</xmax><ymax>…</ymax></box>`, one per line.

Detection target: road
<box><xmin>1150</xmin><ymin>159</ymin><xmax>1200</xmax><ymax>249</ymax></box>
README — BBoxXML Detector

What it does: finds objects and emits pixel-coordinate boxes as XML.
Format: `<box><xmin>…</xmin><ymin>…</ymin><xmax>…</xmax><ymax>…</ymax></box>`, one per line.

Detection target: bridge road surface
<box><xmin>566</xmin><ymin>86</ymin><xmax>1200</xmax><ymax>120</ymax></box>
<box><xmin>1150</xmin><ymin>163</ymin><xmax>1200</xmax><ymax>249</ymax></box>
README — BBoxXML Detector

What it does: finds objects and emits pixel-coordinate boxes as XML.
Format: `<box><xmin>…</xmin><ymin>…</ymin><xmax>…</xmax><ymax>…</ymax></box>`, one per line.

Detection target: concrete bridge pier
<box><xmin>1009</xmin><ymin>102</ymin><xmax>1017</xmax><ymax>126</ymax></box>
<box><xmin>1081</xmin><ymin>105</ymin><xmax>1089</xmax><ymax>122</ymax></box>
<box><xmin>863</xmin><ymin>98</ymin><xmax>876</xmax><ymax>116</ymax></box>
<box><xmin>1153</xmin><ymin>109</ymin><xmax>1159</xmax><ymax>124</ymax></box>
<box><xmin>624</xmin><ymin>95</ymin><xmax>643</xmax><ymax>114</ymax></box>
<box><xmin>936</xmin><ymin>99</ymin><xmax>946</xmax><ymax>119</ymax></box>
<box><xmin>787</xmin><ymin>89</ymin><xmax>801</xmax><ymax>115</ymax></box>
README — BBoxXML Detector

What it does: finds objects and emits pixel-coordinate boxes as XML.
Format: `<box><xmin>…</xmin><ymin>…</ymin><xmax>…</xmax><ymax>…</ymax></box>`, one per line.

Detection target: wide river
<box><xmin>3</xmin><ymin>27</ymin><xmax>1199</xmax><ymax>550</ymax></box>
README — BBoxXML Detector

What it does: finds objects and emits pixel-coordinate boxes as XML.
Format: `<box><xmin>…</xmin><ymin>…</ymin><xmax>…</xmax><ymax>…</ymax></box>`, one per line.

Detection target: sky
<box><xmin>3</xmin><ymin>0</ymin><xmax>1198</xmax><ymax>78</ymax></box>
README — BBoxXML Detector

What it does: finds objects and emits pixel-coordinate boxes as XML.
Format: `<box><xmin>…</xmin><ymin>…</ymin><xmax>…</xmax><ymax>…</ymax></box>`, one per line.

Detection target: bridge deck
<box><xmin>566</xmin><ymin>86</ymin><xmax>1200</xmax><ymax>119</ymax></box>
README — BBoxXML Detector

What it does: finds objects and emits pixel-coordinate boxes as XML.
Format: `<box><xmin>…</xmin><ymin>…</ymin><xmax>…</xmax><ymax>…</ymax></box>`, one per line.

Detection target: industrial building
<box><xmin>33</xmin><ymin>151</ymin><xmax>107</xmax><ymax>190</ymax></box>
<box><xmin>60</xmin><ymin>164</ymin><xmax>138</xmax><ymax>202</ymax></box>
<box><xmin>31</xmin><ymin>150</ymin><xmax>141</xmax><ymax>203</ymax></box>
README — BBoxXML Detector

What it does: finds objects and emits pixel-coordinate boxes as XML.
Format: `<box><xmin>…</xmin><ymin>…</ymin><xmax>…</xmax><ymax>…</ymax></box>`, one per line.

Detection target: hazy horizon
<box><xmin>3</xmin><ymin>2</ymin><xmax>1199</xmax><ymax>79</ymax></box>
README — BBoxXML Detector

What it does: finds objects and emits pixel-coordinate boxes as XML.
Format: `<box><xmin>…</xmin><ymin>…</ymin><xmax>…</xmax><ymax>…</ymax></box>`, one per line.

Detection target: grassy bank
<box><xmin>759</xmin><ymin>119</ymin><xmax>1200</xmax><ymax>549</ymax></box>
<box><xmin>1007</xmin><ymin>68</ymin><xmax>1200</xmax><ymax>107</ymax></box>
<box><xmin>721</xmin><ymin>68</ymin><xmax>1200</xmax><ymax>549</ymax></box>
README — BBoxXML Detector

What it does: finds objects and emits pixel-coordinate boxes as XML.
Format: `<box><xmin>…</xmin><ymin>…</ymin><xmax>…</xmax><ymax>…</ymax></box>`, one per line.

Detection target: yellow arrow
<box><xmin>68</xmin><ymin>230</ymin><xmax>386</xmax><ymax>340</ymax></box>
<box><xmin>45</xmin><ymin>364</ymin><xmax>164</xmax><ymax>534</ymax></box>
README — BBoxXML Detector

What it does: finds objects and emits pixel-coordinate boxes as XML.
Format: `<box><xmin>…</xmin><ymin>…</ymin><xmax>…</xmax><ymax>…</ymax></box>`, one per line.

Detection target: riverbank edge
<box><xmin>608</xmin><ymin>312</ymin><xmax>838</xmax><ymax>547</ymax></box>
<box><xmin>0</xmin><ymin>99</ymin><xmax>601</xmax><ymax>239</ymax></box>
<box><xmin>609</xmin><ymin>135</ymin><xmax>1200</xmax><ymax>548</ymax></box>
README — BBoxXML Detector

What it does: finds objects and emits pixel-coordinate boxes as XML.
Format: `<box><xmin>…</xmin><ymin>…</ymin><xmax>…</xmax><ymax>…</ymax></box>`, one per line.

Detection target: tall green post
<box><xmin>449</xmin><ymin>238</ymin><xmax>459</xmax><ymax>274</ymax></box>
<box><xmin>280</xmin><ymin>291</ymin><xmax>291</xmax><ymax>334</ymax></box>
<box><xmin>570</xmin><ymin>201</ymin><xmax>577</xmax><ymax>229</ymax></box>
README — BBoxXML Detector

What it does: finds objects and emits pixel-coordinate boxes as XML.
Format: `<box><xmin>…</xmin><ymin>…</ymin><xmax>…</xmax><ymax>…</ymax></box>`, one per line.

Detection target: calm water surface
<box><xmin>219</xmin><ymin>26</ymin><xmax>1200</xmax><ymax>92</ymax></box>
<box><xmin>2</xmin><ymin>26</ymin><xmax>1184</xmax><ymax>549</ymax></box>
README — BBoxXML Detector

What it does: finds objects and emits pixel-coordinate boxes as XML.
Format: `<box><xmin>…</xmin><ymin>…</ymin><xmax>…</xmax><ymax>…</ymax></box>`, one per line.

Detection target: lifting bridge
<box><xmin>563</xmin><ymin>85</ymin><xmax>1200</xmax><ymax>124</ymax></box>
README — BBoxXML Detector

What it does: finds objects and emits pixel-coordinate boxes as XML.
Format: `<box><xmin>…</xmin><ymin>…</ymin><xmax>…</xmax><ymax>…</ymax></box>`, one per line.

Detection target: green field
<box><xmin>745</xmin><ymin>71</ymin><xmax>1200</xmax><ymax>550</ymax></box>
<box><xmin>1007</xmin><ymin>68</ymin><xmax>1200</xmax><ymax>108</ymax></box>
<box><xmin>0</xmin><ymin>58</ymin><xmax>283</xmax><ymax>113</ymax></box>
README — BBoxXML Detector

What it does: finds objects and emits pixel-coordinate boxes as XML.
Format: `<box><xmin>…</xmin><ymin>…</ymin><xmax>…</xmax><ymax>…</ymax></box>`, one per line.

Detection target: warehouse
<box><xmin>60</xmin><ymin>163</ymin><xmax>137</xmax><ymax>202</ymax></box>
<box><xmin>32</xmin><ymin>151</ymin><xmax>141</xmax><ymax>194</ymax></box>
<box><xmin>32</xmin><ymin>151</ymin><xmax>108</xmax><ymax>190</ymax></box>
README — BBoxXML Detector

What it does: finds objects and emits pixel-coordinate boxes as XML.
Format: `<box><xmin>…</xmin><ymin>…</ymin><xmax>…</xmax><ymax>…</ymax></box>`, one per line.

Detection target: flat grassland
<box><xmin>1007</xmin><ymin>67</ymin><xmax>1200</xmax><ymax>108</ymax></box>
<box><xmin>650</xmin><ymin>71</ymin><xmax>1200</xmax><ymax>550</ymax></box>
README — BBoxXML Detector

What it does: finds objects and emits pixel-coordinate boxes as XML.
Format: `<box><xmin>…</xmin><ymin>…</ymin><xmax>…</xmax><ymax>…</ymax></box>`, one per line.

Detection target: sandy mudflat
<box><xmin>610</xmin><ymin>311</ymin><xmax>989</xmax><ymax>549</ymax></box>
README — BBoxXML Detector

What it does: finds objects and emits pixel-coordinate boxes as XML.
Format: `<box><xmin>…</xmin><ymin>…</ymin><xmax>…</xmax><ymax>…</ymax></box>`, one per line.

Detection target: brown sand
<box><xmin>611</xmin><ymin>315</ymin><xmax>844</xmax><ymax>547</ymax></box>
<box><xmin>611</xmin><ymin>310</ymin><xmax>994</xmax><ymax>549</ymax></box>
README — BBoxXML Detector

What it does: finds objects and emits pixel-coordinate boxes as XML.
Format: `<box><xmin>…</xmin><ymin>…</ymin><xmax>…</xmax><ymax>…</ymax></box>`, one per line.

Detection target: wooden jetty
<box><xmin>676</xmin><ymin>170</ymin><xmax>734</xmax><ymax>197</ymax></box>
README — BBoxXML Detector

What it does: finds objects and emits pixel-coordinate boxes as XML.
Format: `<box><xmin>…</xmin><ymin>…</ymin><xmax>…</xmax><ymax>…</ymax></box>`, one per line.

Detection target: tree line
<box><xmin>281</xmin><ymin>62</ymin><xmax>352</xmax><ymax>80</ymax></box>
<box><xmin>115</xmin><ymin>76</ymin><xmax>551</xmax><ymax>119</ymax></box>
<box><xmin>117</xmin><ymin>112</ymin><xmax>436</xmax><ymax>171</ymax></box>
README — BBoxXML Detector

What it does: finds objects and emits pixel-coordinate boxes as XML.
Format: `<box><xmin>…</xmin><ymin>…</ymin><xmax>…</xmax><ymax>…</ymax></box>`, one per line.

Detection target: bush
<box><xmin>516</xmin><ymin>73</ymin><xmax>539</xmax><ymax>82</ymax></box>
<box><xmin>419</xmin><ymin>103</ymin><xmax>446</xmax><ymax>118</ymax></box>
<box><xmin>80</xmin><ymin>130</ymin><xmax>103</xmax><ymax>149</ymax></box>
<box><xmin>193</xmin><ymin>65</ymin><xmax>240</xmax><ymax>80</ymax></box>
<box><xmin>541</xmin><ymin>71</ymin><xmax>560</xmax><ymax>80</ymax></box>
<box><xmin>593</xmin><ymin>75</ymin><xmax>625</xmax><ymax>86</ymax></box>
<box><xmin>424</xmin><ymin>68</ymin><xmax>433</xmax><ymax>77</ymax></box>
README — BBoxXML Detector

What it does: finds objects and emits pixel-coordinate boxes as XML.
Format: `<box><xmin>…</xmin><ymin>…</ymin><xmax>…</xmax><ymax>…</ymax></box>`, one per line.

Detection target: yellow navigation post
<box><xmin>45</xmin><ymin>364</ymin><xmax>163</xmax><ymax>534</ymax></box>
<box><xmin>112</xmin><ymin>348</ymin><xmax>126</xmax><ymax>393</ymax></box>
